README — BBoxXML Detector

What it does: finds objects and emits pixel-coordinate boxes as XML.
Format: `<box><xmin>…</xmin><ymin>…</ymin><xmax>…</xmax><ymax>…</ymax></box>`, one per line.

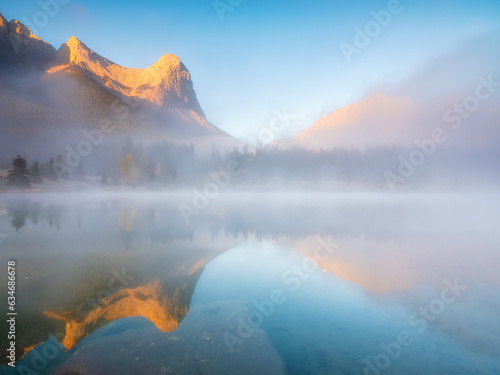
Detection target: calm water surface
<box><xmin>0</xmin><ymin>192</ymin><xmax>499</xmax><ymax>375</ymax></box>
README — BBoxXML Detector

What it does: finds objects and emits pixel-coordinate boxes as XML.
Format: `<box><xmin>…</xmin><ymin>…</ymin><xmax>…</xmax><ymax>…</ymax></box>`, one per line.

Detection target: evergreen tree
<box><xmin>45</xmin><ymin>158</ymin><xmax>58</xmax><ymax>181</ymax></box>
<box><xmin>40</xmin><ymin>162</ymin><xmax>48</xmax><ymax>179</ymax></box>
<box><xmin>30</xmin><ymin>161</ymin><xmax>43</xmax><ymax>183</ymax></box>
<box><xmin>6</xmin><ymin>155</ymin><xmax>31</xmax><ymax>187</ymax></box>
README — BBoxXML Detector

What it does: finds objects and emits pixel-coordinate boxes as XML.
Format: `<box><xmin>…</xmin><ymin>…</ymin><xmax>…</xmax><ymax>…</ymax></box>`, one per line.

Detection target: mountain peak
<box><xmin>66</xmin><ymin>36</ymin><xmax>85</xmax><ymax>48</ymax></box>
<box><xmin>7</xmin><ymin>19</ymin><xmax>42</xmax><ymax>41</ymax></box>
<box><xmin>285</xmin><ymin>93</ymin><xmax>419</xmax><ymax>150</ymax></box>
<box><xmin>56</xmin><ymin>35</ymin><xmax>101</xmax><ymax>66</ymax></box>
<box><xmin>0</xmin><ymin>13</ymin><xmax>228</xmax><ymax>145</ymax></box>
<box><xmin>49</xmin><ymin>37</ymin><xmax>205</xmax><ymax>117</ymax></box>
<box><xmin>153</xmin><ymin>53</ymin><xmax>181</xmax><ymax>68</ymax></box>
<box><xmin>312</xmin><ymin>92</ymin><xmax>414</xmax><ymax>130</ymax></box>
<box><xmin>0</xmin><ymin>14</ymin><xmax>56</xmax><ymax>68</ymax></box>
<box><xmin>0</xmin><ymin>12</ymin><xmax>7</xmax><ymax>28</ymax></box>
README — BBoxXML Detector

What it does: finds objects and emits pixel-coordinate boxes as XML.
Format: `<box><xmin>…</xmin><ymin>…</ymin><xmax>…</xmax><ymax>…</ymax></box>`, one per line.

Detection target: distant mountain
<box><xmin>280</xmin><ymin>93</ymin><xmax>419</xmax><ymax>150</ymax></box>
<box><xmin>0</xmin><ymin>12</ymin><xmax>232</xmax><ymax>162</ymax></box>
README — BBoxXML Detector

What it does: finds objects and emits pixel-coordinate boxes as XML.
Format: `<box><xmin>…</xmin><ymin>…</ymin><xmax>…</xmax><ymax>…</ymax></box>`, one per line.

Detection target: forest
<box><xmin>3</xmin><ymin>136</ymin><xmax>499</xmax><ymax>190</ymax></box>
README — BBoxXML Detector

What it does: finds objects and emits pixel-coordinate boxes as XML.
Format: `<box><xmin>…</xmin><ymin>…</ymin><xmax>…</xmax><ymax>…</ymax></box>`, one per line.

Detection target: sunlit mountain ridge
<box><xmin>0</xmin><ymin>11</ymin><xmax>232</xmax><ymax>162</ymax></box>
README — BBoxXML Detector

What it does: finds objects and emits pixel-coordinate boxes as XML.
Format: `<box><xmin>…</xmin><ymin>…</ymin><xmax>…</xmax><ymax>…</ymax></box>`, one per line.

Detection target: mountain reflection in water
<box><xmin>0</xmin><ymin>192</ymin><xmax>499</xmax><ymax>374</ymax></box>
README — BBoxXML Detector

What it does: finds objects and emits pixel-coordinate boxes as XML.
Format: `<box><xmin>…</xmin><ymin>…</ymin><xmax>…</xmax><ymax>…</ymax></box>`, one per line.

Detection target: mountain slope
<box><xmin>0</xmin><ymin>12</ymin><xmax>56</xmax><ymax>68</ymax></box>
<box><xmin>45</xmin><ymin>35</ymin><xmax>220</xmax><ymax>136</ymax></box>
<box><xmin>281</xmin><ymin>93</ymin><xmax>419</xmax><ymax>150</ymax></box>
<box><xmin>0</xmin><ymin>12</ymin><xmax>231</xmax><ymax>162</ymax></box>
<box><xmin>51</xmin><ymin>37</ymin><xmax>203</xmax><ymax>111</ymax></box>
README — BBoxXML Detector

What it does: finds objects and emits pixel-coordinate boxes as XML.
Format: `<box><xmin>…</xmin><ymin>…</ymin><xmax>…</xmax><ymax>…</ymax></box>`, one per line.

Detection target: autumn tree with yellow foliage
<box><xmin>120</xmin><ymin>153</ymin><xmax>138</xmax><ymax>185</ymax></box>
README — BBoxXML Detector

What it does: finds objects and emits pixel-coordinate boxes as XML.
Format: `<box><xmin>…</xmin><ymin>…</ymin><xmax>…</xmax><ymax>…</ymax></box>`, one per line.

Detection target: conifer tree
<box><xmin>6</xmin><ymin>155</ymin><xmax>31</xmax><ymax>187</ymax></box>
<box><xmin>30</xmin><ymin>160</ymin><xmax>43</xmax><ymax>183</ymax></box>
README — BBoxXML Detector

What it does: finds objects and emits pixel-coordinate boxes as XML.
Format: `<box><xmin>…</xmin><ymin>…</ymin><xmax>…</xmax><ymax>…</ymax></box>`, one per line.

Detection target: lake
<box><xmin>0</xmin><ymin>192</ymin><xmax>499</xmax><ymax>374</ymax></box>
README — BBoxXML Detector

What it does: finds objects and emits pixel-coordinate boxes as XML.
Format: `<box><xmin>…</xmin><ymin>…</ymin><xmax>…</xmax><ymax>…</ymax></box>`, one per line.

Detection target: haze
<box><xmin>1</xmin><ymin>0</ymin><xmax>499</xmax><ymax>140</ymax></box>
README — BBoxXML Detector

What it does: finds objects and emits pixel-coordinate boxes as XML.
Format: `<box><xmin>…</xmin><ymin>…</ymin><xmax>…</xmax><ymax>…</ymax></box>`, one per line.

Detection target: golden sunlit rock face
<box><xmin>7</xmin><ymin>20</ymin><xmax>41</xmax><ymax>40</ymax></box>
<box><xmin>48</xmin><ymin>36</ymin><xmax>199</xmax><ymax>110</ymax></box>
<box><xmin>49</xmin><ymin>37</ymin><xmax>203</xmax><ymax>112</ymax></box>
<box><xmin>0</xmin><ymin>13</ymin><xmax>228</xmax><ymax>143</ymax></box>
<box><xmin>43</xmin><ymin>35</ymin><xmax>225</xmax><ymax>136</ymax></box>
<box><xmin>0</xmin><ymin>12</ymin><xmax>237</xmax><ymax>162</ymax></box>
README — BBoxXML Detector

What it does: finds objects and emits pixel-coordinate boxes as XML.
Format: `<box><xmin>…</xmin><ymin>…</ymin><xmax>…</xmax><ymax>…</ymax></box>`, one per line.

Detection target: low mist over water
<box><xmin>1</xmin><ymin>1</ymin><xmax>499</xmax><ymax>374</ymax></box>
<box><xmin>0</xmin><ymin>192</ymin><xmax>499</xmax><ymax>374</ymax></box>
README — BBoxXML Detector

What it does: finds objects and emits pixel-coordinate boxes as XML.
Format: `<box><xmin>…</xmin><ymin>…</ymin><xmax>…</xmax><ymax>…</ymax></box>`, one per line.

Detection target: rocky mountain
<box><xmin>0</xmin><ymin>12</ymin><xmax>231</xmax><ymax>162</ymax></box>
<box><xmin>0</xmin><ymin>12</ymin><xmax>56</xmax><ymax>68</ymax></box>
<box><xmin>48</xmin><ymin>36</ymin><xmax>212</xmax><ymax>129</ymax></box>
<box><xmin>280</xmin><ymin>93</ymin><xmax>419</xmax><ymax>150</ymax></box>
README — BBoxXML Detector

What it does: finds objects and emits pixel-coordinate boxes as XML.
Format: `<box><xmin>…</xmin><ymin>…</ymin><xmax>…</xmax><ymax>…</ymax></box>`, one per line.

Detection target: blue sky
<box><xmin>1</xmin><ymin>0</ymin><xmax>499</xmax><ymax>139</ymax></box>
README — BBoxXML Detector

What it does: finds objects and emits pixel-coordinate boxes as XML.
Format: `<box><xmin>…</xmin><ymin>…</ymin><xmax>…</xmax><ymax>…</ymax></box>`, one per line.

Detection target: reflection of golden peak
<box><xmin>44</xmin><ymin>280</ymin><xmax>187</xmax><ymax>350</ymax></box>
<box><xmin>290</xmin><ymin>237</ymin><xmax>417</xmax><ymax>295</ymax></box>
